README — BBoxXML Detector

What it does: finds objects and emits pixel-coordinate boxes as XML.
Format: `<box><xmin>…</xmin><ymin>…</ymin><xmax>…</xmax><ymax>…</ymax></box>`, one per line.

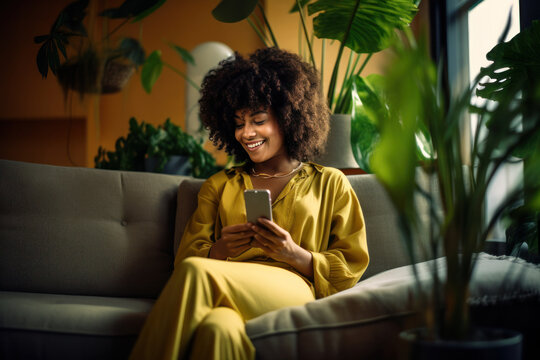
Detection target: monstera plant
<box><xmin>474</xmin><ymin>20</ymin><xmax>540</xmax><ymax>260</ymax></box>
<box><xmin>211</xmin><ymin>0</ymin><xmax>418</xmax><ymax>113</ymax></box>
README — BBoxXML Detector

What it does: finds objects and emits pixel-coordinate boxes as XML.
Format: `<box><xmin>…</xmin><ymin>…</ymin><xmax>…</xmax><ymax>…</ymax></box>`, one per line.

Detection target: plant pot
<box><xmin>315</xmin><ymin>114</ymin><xmax>359</xmax><ymax>169</ymax></box>
<box><xmin>399</xmin><ymin>327</ymin><xmax>522</xmax><ymax>360</ymax></box>
<box><xmin>58</xmin><ymin>57</ymin><xmax>134</xmax><ymax>95</ymax></box>
<box><xmin>144</xmin><ymin>155</ymin><xmax>192</xmax><ymax>176</ymax></box>
<box><xmin>100</xmin><ymin>60</ymin><xmax>135</xmax><ymax>93</ymax></box>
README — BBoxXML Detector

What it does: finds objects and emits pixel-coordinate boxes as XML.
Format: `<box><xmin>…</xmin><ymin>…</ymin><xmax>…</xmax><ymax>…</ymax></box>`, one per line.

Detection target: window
<box><xmin>467</xmin><ymin>0</ymin><xmax>522</xmax><ymax>240</ymax></box>
<box><xmin>444</xmin><ymin>0</ymin><xmax>523</xmax><ymax>240</ymax></box>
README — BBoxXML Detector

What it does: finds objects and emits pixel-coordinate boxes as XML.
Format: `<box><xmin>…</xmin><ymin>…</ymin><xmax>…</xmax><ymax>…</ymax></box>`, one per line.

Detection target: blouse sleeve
<box><xmin>174</xmin><ymin>176</ymin><xmax>221</xmax><ymax>267</ymax></box>
<box><xmin>311</xmin><ymin>172</ymin><xmax>369</xmax><ymax>298</ymax></box>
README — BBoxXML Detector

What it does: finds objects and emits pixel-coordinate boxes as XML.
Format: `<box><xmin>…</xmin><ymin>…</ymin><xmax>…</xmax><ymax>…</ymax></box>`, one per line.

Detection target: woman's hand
<box><xmin>210</xmin><ymin>223</ymin><xmax>254</xmax><ymax>260</ymax></box>
<box><xmin>251</xmin><ymin>218</ymin><xmax>313</xmax><ymax>278</ymax></box>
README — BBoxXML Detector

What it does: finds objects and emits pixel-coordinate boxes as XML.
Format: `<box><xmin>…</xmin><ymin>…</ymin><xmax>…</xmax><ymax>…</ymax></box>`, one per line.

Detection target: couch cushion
<box><xmin>174</xmin><ymin>178</ymin><xmax>205</xmax><ymax>255</ymax></box>
<box><xmin>0</xmin><ymin>291</ymin><xmax>154</xmax><ymax>336</ymax></box>
<box><xmin>347</xmin><ymin>174</ymin><xmax>407</xmax><ymax>279</ymax></box>
<box><xmin>349</xmin><ymin>172</ymin><xmax>440</xmax><ymax>279</ymax></box>
<box><xmin>245</xmin><ymin>253</ymin><xmax>540</xmax><ymax>360</ymax></box>
<box><xmin>0</xmin><ymin>160</ymin><xmax>187</xmax><ymax>298</ymax></box>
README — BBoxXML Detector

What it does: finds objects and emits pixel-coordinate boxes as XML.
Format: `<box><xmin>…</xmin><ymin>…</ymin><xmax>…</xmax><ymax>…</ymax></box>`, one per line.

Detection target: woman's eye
<box><xmin>235</xmin><ymin>123</ymin><xmax>244</xmax><ymax>129</ymax></box>
<box><xmin>255</xmin><ymin>119</ymin><xmax>266</xmax><ymax>125</ymax></box>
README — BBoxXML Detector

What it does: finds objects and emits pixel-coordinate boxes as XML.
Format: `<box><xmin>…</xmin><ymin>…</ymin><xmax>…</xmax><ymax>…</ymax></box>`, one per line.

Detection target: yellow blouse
<box><xmin>175</xmin><ymin>162</ymin><xmax>369</xmax><ymax>299</ymax></box>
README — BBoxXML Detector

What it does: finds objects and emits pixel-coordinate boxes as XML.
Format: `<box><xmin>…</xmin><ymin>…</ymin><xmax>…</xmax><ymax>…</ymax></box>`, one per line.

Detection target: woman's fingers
<box><xmin>251</xmin><ymin>237</ymin><xmax>274</xmax><ymax>252</ymax></box>
<box><xmin>256</xmin><ymin>218</ymin><xmax>288</xmax><ymax>237</ymax></box>
<box><xmin>222</xmin><ymin>231</ymin><xmax>254</xmax><ymax>242</ymax></box>
<box><xmin>222</xmin><ymin>223</ymin><xmax>253</xmax><ymax>233</ymax></box>
<box><xmin>221</xmin><ymin>223</ymin><xmax>255</xmax><ymax>242</ymax></box>
<box><xmin>251</xmin><ymin>225</ymin><xmax>279</xmax><ymax>244</ymax></box>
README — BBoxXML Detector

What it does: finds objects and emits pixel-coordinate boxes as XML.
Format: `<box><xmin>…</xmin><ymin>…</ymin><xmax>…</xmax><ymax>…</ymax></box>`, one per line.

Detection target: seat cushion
<box><xmin>245</xmin><ymin>253</ymin><xmax>540</xmax><ymax>360</ymax></box>
<box><xmin>0</xmin><ymin>291</ymin><xmax>153</xmax><ymax>336</ymax></box>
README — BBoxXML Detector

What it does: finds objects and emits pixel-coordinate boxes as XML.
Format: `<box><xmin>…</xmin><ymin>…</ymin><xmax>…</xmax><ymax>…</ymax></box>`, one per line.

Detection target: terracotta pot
<box><xmin>315</xmin><ymin>114</ymin><xmax>359</xmax><ymax>169</ymax></box>
<box><xmin>399</xmin><ymin>327</ymin><xmax>522</xmax><ymax>360</ymax></box>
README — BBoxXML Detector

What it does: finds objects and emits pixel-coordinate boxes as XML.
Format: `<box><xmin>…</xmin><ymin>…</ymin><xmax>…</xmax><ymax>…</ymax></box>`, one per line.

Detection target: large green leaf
<box><xmin>100</xmin><ymin>0</ymin><xmax>166</xmax><ymax>19</ymax></box>
<box><xmin>350</xmin><ymin>107</ymin><xmax>377</xmax><ymax>172</ymax></box>
<box><xmin>141</xmin><ymin>50</ymin><xmax>163</xmax><ymax>93</ymax></box>
<box><xmin>350</xmin><ymin>74</ymin><xmax>386</xmax><ymax>172</ymax></box>
<box><xmin>477</xmin><ymin>20</ymin><xmax>540</xmax><ymax>102</ymax></box>
<box><xmin>36</xmin><ymin>42</ymin><xmax>51</xmax><ymax>78</ymax></box>
<box><xmin>132</xmin><ymin>0</ymin><xmax>167</xmax><ymax>22</ymax></box>
<box><xmin>477</xmin><ymin>20</ymin><xmax>540</xmax><ymax>160</ymax></box>
<box><xmin>56</xmin><ymin>0</ymin><xmax>88</xmax><ymax>35</ymax></box>
<box><xmin>34</xmin><ymin>0</ymin><xmax>89</xmax><ymax>78</ymax></box>
<box><xmin>308</xmin><ymin>0</ymin><xmax>417</xmax><ymax>54</ymax></box>
<box><xmin>211</xmin><ymin>0</ymin><xmax>259</xmax><ymax>23</ymax></box>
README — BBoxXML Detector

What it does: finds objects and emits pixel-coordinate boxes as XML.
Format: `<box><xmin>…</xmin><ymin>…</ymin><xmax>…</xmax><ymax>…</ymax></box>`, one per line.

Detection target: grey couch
<box><xmin>1</xmin><ymin>159</ymin><xmax>539</xmax><ymax>359</ymax></box>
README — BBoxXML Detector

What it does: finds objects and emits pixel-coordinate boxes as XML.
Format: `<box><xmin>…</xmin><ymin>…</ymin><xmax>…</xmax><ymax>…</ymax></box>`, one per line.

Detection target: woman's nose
<box><xmin>242</xmin><ymin>123</ymin><xmax>256</xmax><ymax>138</ymax></box>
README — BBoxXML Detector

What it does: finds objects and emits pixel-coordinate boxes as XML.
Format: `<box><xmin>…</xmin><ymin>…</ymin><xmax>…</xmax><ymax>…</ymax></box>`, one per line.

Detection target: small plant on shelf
<box><xmin>95</xmin><ymin>117</ymin><xmax>221</xmax><ymax>179</ymax></box>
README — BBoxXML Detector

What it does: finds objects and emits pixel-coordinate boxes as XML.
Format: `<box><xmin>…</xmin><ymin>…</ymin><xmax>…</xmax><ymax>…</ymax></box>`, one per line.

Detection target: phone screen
<box><xmin>244</xmin><ymin>189</ymin><xmax>273</xmax><ymax>223</ymax></box>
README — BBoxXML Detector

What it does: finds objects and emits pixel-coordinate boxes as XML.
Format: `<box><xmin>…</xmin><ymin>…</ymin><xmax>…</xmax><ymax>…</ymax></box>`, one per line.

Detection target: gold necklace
<box><xmin>251</xmin><ymin>162</ymin><xmax>303</xmax><ymax>179</ymax></box>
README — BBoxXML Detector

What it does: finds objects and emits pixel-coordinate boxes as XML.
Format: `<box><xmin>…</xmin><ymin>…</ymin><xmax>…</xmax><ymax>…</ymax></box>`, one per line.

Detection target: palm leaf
<box><xmin>308</xmin><ymin>0</ymin><xmax>417</xmax><ymax>54</ymax></box>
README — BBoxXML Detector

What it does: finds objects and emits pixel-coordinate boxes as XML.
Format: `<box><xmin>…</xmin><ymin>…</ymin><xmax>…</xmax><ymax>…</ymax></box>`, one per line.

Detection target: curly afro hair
<box><xmin>199</xmin><ymin>47</ymin><xmax>330</xmax><ymax>163</ymax></box>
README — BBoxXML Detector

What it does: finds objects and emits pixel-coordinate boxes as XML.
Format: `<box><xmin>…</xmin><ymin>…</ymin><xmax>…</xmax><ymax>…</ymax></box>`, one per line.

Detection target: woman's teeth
<box><xmin>247</xmin><ymin>140</ymin><xmax>264</xmax><ymax>149</ymax></box>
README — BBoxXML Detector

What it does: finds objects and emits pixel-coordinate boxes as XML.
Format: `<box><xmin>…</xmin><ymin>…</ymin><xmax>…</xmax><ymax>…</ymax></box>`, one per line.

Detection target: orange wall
<box><xmin>0</xmin><ymin>0</ymin><xmax>428</xmax><ymax>168</ymax></box>
<box><xmin>0</xmin><ymin>0</ymin><xmax>264</xmax><ymax>167</ymax></box>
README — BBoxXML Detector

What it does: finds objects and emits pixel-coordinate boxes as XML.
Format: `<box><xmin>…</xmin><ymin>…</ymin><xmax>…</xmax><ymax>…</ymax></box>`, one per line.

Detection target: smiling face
<box><xmin>234</xmin><ymin>108</ymin><xmax>288</xmax><ymax>165</ymax></box>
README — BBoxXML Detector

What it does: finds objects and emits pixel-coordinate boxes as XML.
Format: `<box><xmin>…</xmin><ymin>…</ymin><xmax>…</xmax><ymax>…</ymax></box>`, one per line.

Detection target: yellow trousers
<box><xmin>129</xmin><ymin>257</ymin><xmax>315</xmax><ymax>360</ymax></box>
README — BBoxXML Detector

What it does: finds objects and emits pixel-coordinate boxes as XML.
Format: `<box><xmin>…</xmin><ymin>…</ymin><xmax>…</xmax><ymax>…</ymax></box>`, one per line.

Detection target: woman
<box><xmin>130</xmin><ymin>47</ymin><xmax>369</xmax><ymax>360</ymax></box>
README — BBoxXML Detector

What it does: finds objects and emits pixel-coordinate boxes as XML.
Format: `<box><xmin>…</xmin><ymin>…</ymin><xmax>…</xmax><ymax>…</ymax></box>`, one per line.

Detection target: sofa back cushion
<box><xmin>0</xmin><ymin>160</ymin><xmax>185</xmax><ymax>298</ymax></box>
<box><xmin>347</xmin><ymin>174</ymin><xmax>410</xmax><ymax>278</ymax></box>
<box><xmin>174</xmin><ymin>178</ymin><xmax>205</xmax><ymax>255</ymax></box>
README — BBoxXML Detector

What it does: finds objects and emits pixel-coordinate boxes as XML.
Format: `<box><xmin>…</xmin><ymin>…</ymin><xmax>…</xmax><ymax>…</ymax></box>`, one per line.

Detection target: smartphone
<box><xmin>244</xmin><ymin>189</ymin><xmax>273</xmax><ymax>223</ymax></box>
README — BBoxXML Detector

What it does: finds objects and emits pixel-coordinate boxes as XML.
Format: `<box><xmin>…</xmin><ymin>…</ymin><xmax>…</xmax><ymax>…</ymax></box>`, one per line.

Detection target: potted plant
<box><xmin>95</xmin><ymin>117</ymin><xmax>221</xmax><ymax>179</ymax></box>
<box><xmin>34</xmin><ymin>0</ymin><xmax>167</xmax><ymax>97</ymax></box>
<box><xmin>209</xmin><ymin>0</ymin><xmax>420</xmax><ymax>169</ymax></box>
<box><xmin>370</xmin><ymin>21</ymin><xmax>540</xmax><ymax>358</ymax></box>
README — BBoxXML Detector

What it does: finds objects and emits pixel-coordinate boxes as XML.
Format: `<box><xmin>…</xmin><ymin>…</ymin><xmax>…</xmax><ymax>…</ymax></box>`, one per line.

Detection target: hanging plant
<box><xmin>34</xmin><ymin>0</ymin><xmax>165</xmax><ymax>96</ymax></box>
